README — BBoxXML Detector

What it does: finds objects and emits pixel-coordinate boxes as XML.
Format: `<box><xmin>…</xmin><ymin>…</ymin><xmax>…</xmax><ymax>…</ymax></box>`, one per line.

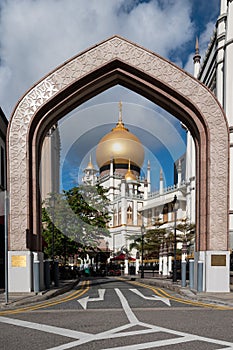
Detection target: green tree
<box><xmin>129</xmin><ymin>220</ymin><xmax>195</xmax><ymax>259</ymax></box>
<box><xmin>176</xmin><ymin>219</ymin><xmax>195</xmax><ymax>255</ymax></box>
<box><xmin>129</xmin><ymin>227</ymin><xmax>167</xmax><ymax>259</ymax></box>
<box><xmin>64</xmin><ymin>184</ymin><xmax>110</xmax><ymax>245</ymax></box>
<box><xmin>42</xmin><ymin>184</ymin><xmax>111</xmax><ymax>262</ymax></box>
<box><xmin>42</xmin><ymin>206</ymin><xmax>81</xmax><ymax>262</ymax></box>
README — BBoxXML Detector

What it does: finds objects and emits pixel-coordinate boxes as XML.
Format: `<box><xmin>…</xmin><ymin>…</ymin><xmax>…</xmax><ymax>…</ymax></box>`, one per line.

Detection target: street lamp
<box><xmin>105</xmin><ymin>241</ymin><xmax>109</xmax><ymax>264</ymax></box>
<box><xmin>50</xmin><ymin>194</ymin><xmax>55</xmax><ymax>281</ymax></box>
<box><xmin>141</xmin><ymin>224</ymin><xmax>145</xmax><ymax>278</ymax></box>
<box><xmin>172</xmin><ymin>195</ymin><xmax>179</xmax><ymax>282</ymax></box>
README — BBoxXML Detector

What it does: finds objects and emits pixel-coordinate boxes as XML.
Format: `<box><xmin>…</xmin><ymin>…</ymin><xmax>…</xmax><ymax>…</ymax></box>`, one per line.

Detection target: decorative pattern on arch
<box><xmin>7</xmin><ymin>35</ymin><xmax>229</xmax><ymax>252</ymax></box>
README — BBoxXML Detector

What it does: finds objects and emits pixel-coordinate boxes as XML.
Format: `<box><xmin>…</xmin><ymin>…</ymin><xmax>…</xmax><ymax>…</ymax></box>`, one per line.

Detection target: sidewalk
<box><xmin>124</xmin><ymin>274</ymin><xmax>233</xmax><ymax>308</ymax></box>
<box><xmin>0</xmin><ymin>279</ymin><xmax>79</xmax><ymax>309</ymax></box>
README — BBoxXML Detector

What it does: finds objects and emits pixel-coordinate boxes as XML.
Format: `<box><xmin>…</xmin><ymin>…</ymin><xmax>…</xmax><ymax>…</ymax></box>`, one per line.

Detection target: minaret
<box><xmin>147</xmin><ymin>160</ymin><xmax>151</xmax><ymax>193</ymax></box>
<box><xmin>109</xmin><ymin>158</ymin><xmax>114</xmax><ymax>202</ymax></box>
<box><xmin>120</xmin><ymin>179</ymin><xmax>127</xmax><ymax>226</ymax></box>
<box><xmin>177</xmin><ymin>159</ymin><xmax>182</xmax><ymax>188</ymax></box>
<box><xmin>159</xmin><ymin>169</ymin><xmax>164</xmax><ymax>195</ymax></box>
<box><xmin>193</xmin><ymin>37</ymin><xmax>201</xmax><ymax>78</ymax></box>
<box><xmin>82</xmin><ymin>155</ymin><xmax>98</xmax><ymax>185</ymax></box>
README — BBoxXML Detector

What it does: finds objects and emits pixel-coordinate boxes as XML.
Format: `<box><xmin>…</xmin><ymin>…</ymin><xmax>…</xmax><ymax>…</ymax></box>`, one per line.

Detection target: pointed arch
<box><xmin>7</xmin><ymin>35</ymin><xmax>228</xmax><ymax>256</ymax></box>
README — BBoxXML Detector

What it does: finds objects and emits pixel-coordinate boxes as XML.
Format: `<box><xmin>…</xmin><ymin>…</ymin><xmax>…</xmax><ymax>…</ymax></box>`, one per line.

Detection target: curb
<box><xmin>0</xmin><ymin>279</ymin><xmax>80</xmax><ymax>309</ymax></box>
<box><xmin>121</xmin><ymin>275</ymin><xmax>233</xmax><ymax>307</ymax></box>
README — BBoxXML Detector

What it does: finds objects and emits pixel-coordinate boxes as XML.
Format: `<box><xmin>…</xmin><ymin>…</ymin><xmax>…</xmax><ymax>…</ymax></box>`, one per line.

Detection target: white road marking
<box><xmin>130</xmin><ymin>288</ymin><xmax>171</xmax><ymax>306</ymax></box>
<box><xmin>0</xmin><ymin>316</ymin><xmax>89</xmax><ymax>338</ymax></box>
<box><xmin>77</xmin><ymin>288</ymin><xmax>105</xmax><ymax>309</ymax></box>
<box><xmin>101</xmin><ymin>335</ymin><xmax>198</xmax><ymax>350</ymax></box>
<box><xmin>1</xmin><ymin>287</ymin><xmax>233</xmax><ymax>350</ymax></box>
<box><xmin>114</xmin><ymin>288</ymin><xmax>139</xmax><ymax>324</ymax></box>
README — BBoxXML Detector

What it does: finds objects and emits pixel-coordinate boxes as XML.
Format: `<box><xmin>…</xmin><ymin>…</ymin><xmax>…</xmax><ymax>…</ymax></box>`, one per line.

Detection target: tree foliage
<box><xmin>42</xmin><ymin>184</ymin><xmax>111</xmax><ymax>261</ymax></box>
<box><xmin>129</xmin><ymin>220</ymin><xmax>195</xmax><ymax>259</ymax></box>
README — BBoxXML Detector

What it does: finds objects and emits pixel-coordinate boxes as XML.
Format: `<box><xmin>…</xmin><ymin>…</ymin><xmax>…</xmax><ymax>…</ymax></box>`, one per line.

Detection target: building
<box><xmin>193</xmin><ymin>0</ymin><xmax>233</xmax><ymax>249</ymax></box>
<box><xmin>82</xmin><ymin>103</ymin><xmax>190</xmax><ymax>274</ymax></box>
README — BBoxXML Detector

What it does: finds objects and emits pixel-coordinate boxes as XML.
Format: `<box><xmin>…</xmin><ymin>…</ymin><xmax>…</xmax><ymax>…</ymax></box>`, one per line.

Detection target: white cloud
<box><xmin>0</xmin><ymin>0</ymin><xmax>195</xmax><ymax>117</ymax></box>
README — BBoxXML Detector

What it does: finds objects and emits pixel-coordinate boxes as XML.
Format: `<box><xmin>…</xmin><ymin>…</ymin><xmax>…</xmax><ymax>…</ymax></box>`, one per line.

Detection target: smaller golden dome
<box><xmin>125</xmin><ymin>160</ymin><xmax>137</xmax><ymax>182</ymax></box>
<box><xmin>86</xmin><ymin>155</ymin><xmax>94</xmax><ymax>170</ymax></box>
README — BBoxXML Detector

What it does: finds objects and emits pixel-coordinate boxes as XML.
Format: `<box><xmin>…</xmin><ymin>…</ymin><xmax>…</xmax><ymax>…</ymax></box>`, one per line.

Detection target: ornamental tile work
<box><xmin>8</xmin><ymin>36</ymin><xmax>228</xmax><ymax>250</ymax></box>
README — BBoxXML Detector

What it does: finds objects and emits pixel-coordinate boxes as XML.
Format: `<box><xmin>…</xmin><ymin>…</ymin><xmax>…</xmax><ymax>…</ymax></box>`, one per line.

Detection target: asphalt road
<box><xmin>0</xmin><ymin>277</ymin><xmax>233</xmax><ymax>350</ymax></box>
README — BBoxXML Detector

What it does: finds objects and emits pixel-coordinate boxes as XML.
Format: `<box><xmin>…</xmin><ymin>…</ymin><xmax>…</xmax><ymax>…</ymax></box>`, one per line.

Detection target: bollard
<box><xmin>197</xmin><ymin>261</ymin><xmax>204</xmax><ymax>292</ymax></box>
<box><xmin>124</xmin><ymin>259</ymin><xmax>129</xmax><ymax>275</ymax></box>
<box><xmin>44</xmin><ymin>260</ymin><xmax>50</xmax><ymax>290</ymax></box>
<box><xmin>33</xmin><ymin>259</ymin><xmax>40</xmax><ymax>293</ymax></box>
<box><xmin>54</xmin><ymin>261</ymin><xmax>59</xmax><ymax>287</ymax></box>
<box><xmin>181</xmin><ymin>261</ymin><xmax>187</xmax><ymax>287</ymax></box>
<box><xmin>189</xmin><ymin>259</ymin><xmax>194</xmax><ymax>290</ymax></box>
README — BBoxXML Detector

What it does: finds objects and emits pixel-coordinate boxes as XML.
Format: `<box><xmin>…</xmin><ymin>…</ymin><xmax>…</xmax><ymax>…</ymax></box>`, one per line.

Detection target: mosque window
<box><xmin>113</xmin><ymin>209</ymin><xmax>117</xmax><ymax>226</ymax></box>
<box><xmin>163</xmin><ymin>204</ymin><xmax>168</xmax><ymax>223</ymax></box>
<box><xmin>137</xmin><ymin>202</ymin><xmax>143</xmax><ymax>226</ymax></box>
<box><xmin>118</xmin><ymin>208</ymin><xmax>121</xmax><ymax>225</ymax></box>
<box><xmin>148</xmin><ymin>209</ymin><xmax>152</xmax><ymax>225</ymax></box>
<box><xmin>137</xmin><ymin>211</ymin><xmax>142</xmax><ymax>226</ymax></box>
<box><xmin>127</xmin><ymin>204</ymin><xmax>133</xmax><ymax>224</ymax></box>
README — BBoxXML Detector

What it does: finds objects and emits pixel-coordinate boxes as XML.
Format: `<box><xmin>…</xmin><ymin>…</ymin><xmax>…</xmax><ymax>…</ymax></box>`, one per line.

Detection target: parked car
<box><xmin>107</xmin><ymin>269</ymin><xmax>121</xmax><ymax>276</ymax></box>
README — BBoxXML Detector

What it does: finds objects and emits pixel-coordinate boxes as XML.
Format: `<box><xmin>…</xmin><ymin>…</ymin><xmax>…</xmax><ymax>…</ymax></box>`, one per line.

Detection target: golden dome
<box><xmin>96</xmin><ymin>102</ymin><xmax>144</xmax><ymax>170</ymax></box>
<box><xmin>125</xmin><ymin>160</ymin><xmax>137</xmax><ymax>182</ymax></box>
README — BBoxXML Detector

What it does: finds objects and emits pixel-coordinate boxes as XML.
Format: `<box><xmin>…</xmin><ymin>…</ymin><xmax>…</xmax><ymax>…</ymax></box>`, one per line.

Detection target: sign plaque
<box><xmin>11</xmin><ymin>255</ymin><xmax>27</xmax><ymax>268</ymax></box>
<box><xmin>211</xmin><ymin>255</ymin><xmax>226</xmax><ymax>267</ymax></box>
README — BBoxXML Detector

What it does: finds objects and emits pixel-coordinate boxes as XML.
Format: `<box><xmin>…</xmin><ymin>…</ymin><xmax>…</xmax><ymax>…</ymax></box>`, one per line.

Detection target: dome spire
<box><xmin>119</xmin><ymin>101</ymin><xmax>123</xmax><ymax>123</ymax></box>
<box><xmin>112</xmin><ymin>101</ymin><xmax>129</xmax><ymax>131</ymax></box>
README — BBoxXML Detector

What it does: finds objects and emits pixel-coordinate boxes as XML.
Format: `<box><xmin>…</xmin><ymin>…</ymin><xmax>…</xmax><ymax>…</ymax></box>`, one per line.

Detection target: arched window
<box><xmin>127</xmin><ymin>205</ymin><xmax>133</xmax><ymax>225</ymax></box>
<box><xmin>148</xmin><ymin>209</ymin><xmax>152</xmax><ymax>225</ymax></box>
<box><xmin>113</xmin><ymin>209</ymin><xmax>117</xmax><ymax>227</ymax></box>
<box><xmin>163</xmin><ymin>204</ymin><xmax>168</xmax><ymax>223</ymax></box>
<box><xmin>118</xmin><ymin>207</ymin><xmax>121</xmax><ymax>225</ymax></box>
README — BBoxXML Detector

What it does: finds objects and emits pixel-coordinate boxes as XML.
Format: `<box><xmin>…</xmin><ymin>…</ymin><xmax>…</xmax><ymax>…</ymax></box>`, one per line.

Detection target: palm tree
<box><xmin>129</xmin><ymin>226</ymin><xmax>167</xmax><ymax>259</ymax></box>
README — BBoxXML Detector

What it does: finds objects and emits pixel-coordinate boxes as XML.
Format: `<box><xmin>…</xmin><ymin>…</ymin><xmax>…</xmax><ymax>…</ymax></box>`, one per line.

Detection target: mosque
<box><xmin>81</xmin><ymin>102</ymin><xmax>192</xmax><ymax>267</ymax></box>
<box><xmin>38</xmin><ymin>0</ymin><xmax>233</xmax><ymax>279</ymax></box>
<box><xmin>80</xmin><ymin>0</ymin><xmax>233</xmax><ymax>267</ymax></box>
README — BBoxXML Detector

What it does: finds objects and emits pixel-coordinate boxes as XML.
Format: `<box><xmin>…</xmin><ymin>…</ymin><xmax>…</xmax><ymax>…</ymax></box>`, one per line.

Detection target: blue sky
<box><xmin>59</xmin><ymin>93</ymin><xmax>187</xmax><ymax>190</ymax></box>
<box><xmin>0</xmin><ymin>0</ymin><xmax>221</xmax><ymax>191</ymax></box>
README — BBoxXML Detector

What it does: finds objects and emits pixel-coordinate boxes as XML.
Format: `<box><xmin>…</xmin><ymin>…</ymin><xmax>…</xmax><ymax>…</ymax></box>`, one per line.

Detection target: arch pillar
<box><xmin>7</xmin><ymin>36</ymin><xmax>229</xmax><ymax>292</ymax></box>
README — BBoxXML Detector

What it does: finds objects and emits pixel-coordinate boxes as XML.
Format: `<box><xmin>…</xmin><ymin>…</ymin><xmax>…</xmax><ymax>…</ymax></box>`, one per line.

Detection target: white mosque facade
<box><xmin>82</xmin><ymin>103</ymin><xmax>192</xmax><ymax>268</ymax></box>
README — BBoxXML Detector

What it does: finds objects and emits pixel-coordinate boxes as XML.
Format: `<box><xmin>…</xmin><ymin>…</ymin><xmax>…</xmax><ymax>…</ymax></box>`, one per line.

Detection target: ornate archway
<box><xmin>7</xmin><ymin>36</ymin><xmax>229</xmax><ymax>292</ymax></box>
